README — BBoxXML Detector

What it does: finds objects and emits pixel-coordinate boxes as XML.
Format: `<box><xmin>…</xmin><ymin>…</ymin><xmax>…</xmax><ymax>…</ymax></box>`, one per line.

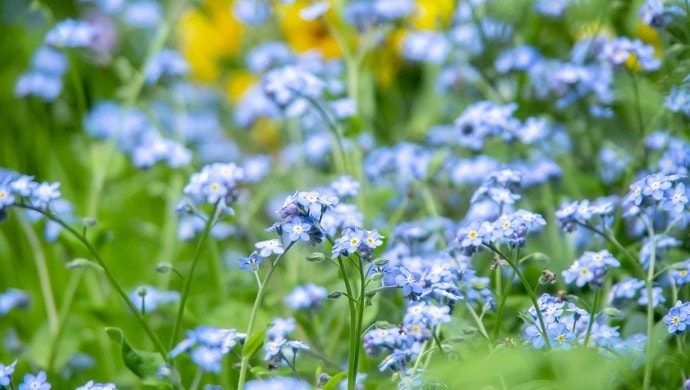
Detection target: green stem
<box><xmin>237</xmin><ymin>241</ymin><xmax>296</xmax><ymax>389</ymax></box>
<box><xmin>48</xmin><ymin>271</ymin><xmax>82</xmax><ymax>372</ymax></box>
<box><xmin>189</xmin><ymin>367</ymin><xmax>202</xmax><ymax>390</ymax></box>
<box><xmin>583</xmin><ymin>288</ymin><xmax>601</xmax><ymax>347</ymax></box>
<box><xmin>464</xmin><ymin>300</ymin><xmax>493</xmax><ymax>352</ymax></box>
<box><xmin>577</xmin><ymin>221</ymin><xmax>647</xmax><ymax>279</ymax></box>
<box><xmin>488</xmin><ymin>244</ymin><xmax>551</xmax><ymax>349</ymax></box>
<box><xmin>353</xmin><ymin>257</ymin><xmax>366</xmax><ymax>388</ymax></box>
<box><xmin>642</xmin><ymin>219</ymin><xmax>657</xmax><ymax>390</ymax></box>
<box><xmin>335</xmin><ymin>255</ymin><xmax>358</xmax><ymax>390</ymax></box>
<box><xmin>170</xmin><ymin>203</ymin><xmax>221</xmax><ymax>349</ymax></box>
<box><xmin>17</xmin><ymin>215</ymin><xmax>58</xmax><ymax>336</ymax></box>
<box><xmin>16</xmin><ymin>204</ymin><xmax>168</xmax><ymax>359</ymax></box>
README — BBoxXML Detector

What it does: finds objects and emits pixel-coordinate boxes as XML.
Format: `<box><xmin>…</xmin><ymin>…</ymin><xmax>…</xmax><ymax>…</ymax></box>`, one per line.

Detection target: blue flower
<box><xmin>664</xmin><ymin>301</ymin><xmax>690</xmax><ymax>334</ymax></box>
<box><xmin>0</xmin><ymin>289</ymin><xmax>31</xmax><ymax>315</ymax></box>
<box><xmin>394</xmin><ymin>269</ymin><xmax>424</xmax><ymax>300</ymax></box>
<box><xmin>31</xmin><ymin>46</ymin><xmax>68</xmax><ymax>76</ymax></box>
<box><xmin>191</xmin><ymin>345</ymin><xmax>223</xmax><ymax>373</ymax></box>
<box><xmin>128</xmin><ymin>286</ymin><xmax>180</xmax><ymax>312</ymax></box>
<box><xmin>169</xmin><ymin>326</ymin><xmax>241</xmax><ymax>373</ymax></box>
<box><xmin>263</xmin><ymin>337</ymin><xmax>286</xmax><ymax>360</ymax></box>
<box><xmin>245</xmin><ymin>377</ymin><xmax>311</xmax><ymax>390</ymax></box>
<box><xmin>10</xmin><ymin>175</ymin><xmax>37</xmax><ymax>197</ymax></box>
<box><xmin>663</xmin><ymin>182</ymin><xmax>688</xmax><ymax>213</ymax></box>
<box><xmin>401</xmin><ymin>31</ymin><xmax>449</xmax><ymax>64</ymax></box>
<box><xmin>15</xmin><ymin>72</ymin><xmax>63</xmax><ymax>101</ymax></box>
<box><xmin>456</xmin><ymin>221</ymin><xmax>487</xmax><ymax>255</ymax></box>
<box><xmin>0</xmin><ymin>179</ymin><xmax>15</xmax><ymax>209</ymax></box>
<box><xmin>638</xmin><ymin>286</ymin><xmax>665</xmax><ymax>307</ymax></box>
<box><xmin>121</xmin><ymin>1</ymin><xmax>162</xmax><ymax>29</ymax></box>
<box><xmin>75</xmin><ymin>380</ymin><xmax>117</xmax><ymax>390</ymax></box>
<box><xmin>495</xmin><ymin>45</ymin><xmax>542</xmax><ymax>74</ymax></box>
<box><xmin>665</xmin><ymin>86</ymin><xmax>690</xmax><ymax>116</ymax></box>
<box><xmin>45</xmin><ymin>19</ymin><xmax>98</xmax><ymax>48</ymax></box>
<box><xmin>0</xmin><ymin>360</ymin><xmax>16</xmax><ymax>386</ymax></box>
<box><xmin>18</xmin><ymin>371</ymin><xmax>51</xmax><ymax>390</ymax></box>
<box><xmin>284</xmin><ymin>284</ymin><xmax>327</xmax><ymax>311</ymax></box>
<box><xmin>331</xmin><ymin>175</ymin><xmax>360</xmax><ymax>198</ymax></box>
<box><xmin>548</xmin><ymin>322</ymin><xmax>575</xmax><ymax>350</ymax></box>
<box><xmin>233</xmin><ymin>0</ymin><xmax>271</xmax><ymax>25</ymax></box>
<box><xmin>283</xmin><ymin>217</ymin><xmax>312</xmax><ymax>242</ymax></box>
<box><xmin>267</xmin><ymin>317</ymin><xmax>296</xmax><ymax>340</ymax></box>
<box><xmin>299</xmin><ymin>2</ymin><xmax>330</xmax><ymax>21</ymax></box>
<box><xmin>255</xmin><ymin>239</ymin><xmax>284</xmax><ymax>257</ymax></box>
<box><xmin>534</xmin><ymin>0</ymin><xmax>569</xmax><ymax>17</ymax></box>
<box><xmin>239</xmin><ymin>252</ymin><xmax>263</xmax><ymax>272</ymax></box>
<box><xmin>144</xmin><ymin>49</ymin><xmax>189</xmax><ymax>85</ymax></box>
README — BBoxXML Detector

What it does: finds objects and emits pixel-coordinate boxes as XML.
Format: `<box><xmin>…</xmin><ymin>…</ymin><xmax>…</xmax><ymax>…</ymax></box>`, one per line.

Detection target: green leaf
<box><xmin>322</xmin><ymin>371</ymin><xmax>347</xmax><ymax>390</ymax></box>
<box><xmin>105</xmin><ymin>327</ymin><xmax>169</xmax><ymax>389</ymax></box>
<box><xmin>65</xmin><ymin>258</ymin><xmax>104</xmax><ymax>272</ymax></box>
<box><xmin>250</xmin><ymin>366</ymin><xmax>271</xmax><ymax>377</ymax></box>
<box><xmin>242</xmin><ymin>330</ymin><xmax>266</xmax><ymax>358</ymax></box>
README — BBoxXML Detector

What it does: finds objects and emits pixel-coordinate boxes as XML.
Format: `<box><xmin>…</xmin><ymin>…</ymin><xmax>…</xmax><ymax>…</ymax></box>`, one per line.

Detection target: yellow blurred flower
<box><xmin>411</xmin><ymin>0</ymin><xmax>454</xmax><ymax>30</ymax></box>
<box><xmin>626</xmin><ymin>23</ymin><xmax>662</xmax><ymax>72</ymax></box>
<box><xmin>277</xmin><ymin>0</ymin><xmax>342</xmax><ymax>59</ymax></box>
<box><xmin>225</xmin><ymin>70</ymin><xmax>256</xmax><ymax>104</ymax></box>
<box><xmin>178</xmin><ymin>0</ymin><xmax>244</xmax><ymax>83</ymax></box>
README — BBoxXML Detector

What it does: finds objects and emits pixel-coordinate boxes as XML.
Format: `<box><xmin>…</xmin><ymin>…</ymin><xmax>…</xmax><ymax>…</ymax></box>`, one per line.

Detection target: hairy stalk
<box><xmin>237</xmin><ymin>241</ymin><xmax>296</xmax><ymax>389</ymax></box>
<box><xmin>16</xmin><ymin>204</ymin><xmax>168</xmax><ymax>359</ymax></box>
<box><xmin>170</xmin><ymin>202</ymin><xmax>221</xmax><ymax>349</ymax></box>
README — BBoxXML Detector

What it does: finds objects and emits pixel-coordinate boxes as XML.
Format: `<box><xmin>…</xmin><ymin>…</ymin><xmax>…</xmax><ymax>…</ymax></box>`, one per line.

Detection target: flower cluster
<box><xmin>455</xmin><ymin>209</ymin><xmax>546</xmax><ymax>255</ymax></box>
<box><xmin>331</xmin><ymin>228</ymin><xmax>384</xmax><ymax>261</ymax></box>
<box><xmin>555</xmin><ymin>196</ymin><xmax>618</xmax><ymax>233</ymax></box>
<box><xmin>84</xmin><ymin>102</ymin><xmax>192</xmax><ymax>169</ymax></box>
<box><xmin>364</xmin><ymin>302</ymin><xmax>450</xmax><ymax>372</ymax></box>
<box><xmin>170</xmin><ymin>326</ymin><xmax>244</xmax><ymax>373</ymax></box>
<box><xmin>262</xmin><ymin>318</ymin><xmax>310</xmax><ymax>368</ymax></box>
<box><xmin>182</xmin><ymin>162</ymin><xmax>244</xmax><ymax>208</ymax></box>
<box><xmin>0</xmin><ymin>173</ymin><xmax>62</xmax><ymax>217</ymax></box>
<box><xmin>622</xmin><ymin>172</ymin><xmax>687</xmax><ymax>219</ymax></box>
<box><xmin>562</xmin><ymin>250</ymin><xmax>621</xmax><ymax>288</ymax></box>
<box><xmin>16</xmin><ymin>19</ymin><xmax>98</xmax><ymax>101</ymax></box>
<box><xmin>272</xmin><ymin>190</ymin><xmax>340</xmax><ymax>246</ymax></box>
<box><xmin>523</xmin><ymin>293</ymin><xmax>643</xmax><ymax>354</ymax></box>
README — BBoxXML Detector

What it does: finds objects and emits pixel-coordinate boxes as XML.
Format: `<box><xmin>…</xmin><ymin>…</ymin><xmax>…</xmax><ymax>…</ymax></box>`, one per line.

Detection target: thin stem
<box><xmin>17</xmin><ymin>215</ymin><xmax>58</xmax><ymax>336</ymax></box>
<box><xmin>583</xmin><ymin>288</ymin><xmax>601</xmax><ymax>347</ymax></box>
<box><xmin>16</xmin><ymin>204</ymin><xmax>168</xmax><ymax>359</ymax></box>
<box><xmin>577</xmin><ymin>221</ymin><xmax>646</xmax><ymax>279</ymax></box>
<box><xmin>237</xmin><ymin>241</ymin><xmax>296</xmax><ymax>389</ymax></box>
<box><xmin>464</xmin><ymin>300</ymin><xmax>493</xmax><ymax>352</ymax></box>
<box><xmin>282</xmin><ymin>354</ymin><xmax>301</xmax><ymax>379</ymax></box>
<box><xmin>336</xmin><ymin>255</ymin><xmax>358</xmax><ymax>390</ymax></box>
<box><xmin>352</xmin><ymin>256</ymin><xmax>366</xmax><ymax>388</ymax></box>
<box><xmin>642</xmin><ymin>218</ymin><xmax>657</xmax><ymax>390</ymax></box>
<box><xmin>488</xmin><ymin>243</ymin><xmax>551</xmax><ymax>349</ymax></box>
<box><xmin>189</xmin><ymin>366</ymin><xmax>202</xmax><ymax>390</ymax></box>
<box><xmin>49</xmin><ymin>271</ymin><xmax>82</xmax><ymax>372</ymax></box>
<box><xmin>171</xmin><ymin>203</ymin><xmax>221</xmax><ymax>349</ymax></box>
